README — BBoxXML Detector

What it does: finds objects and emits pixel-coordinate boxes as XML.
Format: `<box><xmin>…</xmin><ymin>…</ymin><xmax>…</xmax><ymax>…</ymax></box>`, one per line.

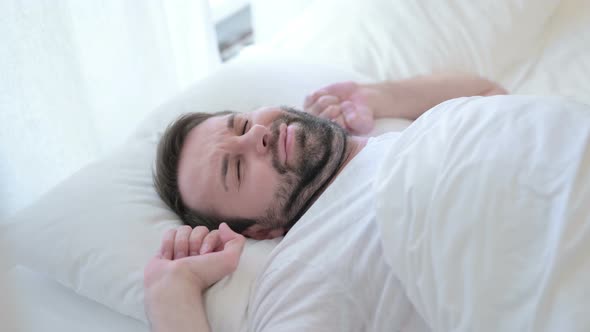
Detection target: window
<box><xmin>209</xmin><ymin>0</ymin><xmax>254</xmax><ymax>61</ymax></box>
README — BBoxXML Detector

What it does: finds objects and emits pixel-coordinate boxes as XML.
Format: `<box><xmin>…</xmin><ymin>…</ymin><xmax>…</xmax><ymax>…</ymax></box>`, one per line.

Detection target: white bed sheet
<box><xmin>375</xmin><ymin>95</ymin><xmax>590</xmax><ymax>331</ymax></box>
<box><xmin>0</xmin><ymin>266</ymin><xmax>147</xmax><ymax>332</ymax></box>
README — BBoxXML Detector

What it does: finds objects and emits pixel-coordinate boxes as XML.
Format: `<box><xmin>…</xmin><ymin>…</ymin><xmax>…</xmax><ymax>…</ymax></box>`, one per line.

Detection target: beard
<box><xmin>260</xmin><ymin>107</ymin><xmax>348</xmax><ymax>230</ymax></box>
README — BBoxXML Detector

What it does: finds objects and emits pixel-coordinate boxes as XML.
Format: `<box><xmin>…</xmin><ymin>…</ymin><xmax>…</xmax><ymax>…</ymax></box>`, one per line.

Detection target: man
<box><xmin>144</xmin><ymin>74</ymin><xmax>508</xmax><ymax>331</ymax></box>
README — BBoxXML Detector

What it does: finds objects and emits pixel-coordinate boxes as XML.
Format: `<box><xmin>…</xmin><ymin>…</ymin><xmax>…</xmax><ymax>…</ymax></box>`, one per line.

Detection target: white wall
<box><xmin>250</xmin><ymin>0</ymin><xmax>316</xmax><ymax>43</ymax></box>
<box><xmin>0</xmin><ymin>1</ymin><xmax>220</xmax><ymax>219</ymax></box>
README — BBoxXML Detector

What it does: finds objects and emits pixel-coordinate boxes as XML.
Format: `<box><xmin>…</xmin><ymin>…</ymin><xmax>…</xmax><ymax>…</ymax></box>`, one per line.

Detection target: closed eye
<box><xmin>242</xmin><ymin>120</ymin><xmax>248</xmax><ymax>135</ymax></box>
<box><xmin>237</xmin><ymin>159</ymin><xmax>241</xmax><ymax>184</ymax></box>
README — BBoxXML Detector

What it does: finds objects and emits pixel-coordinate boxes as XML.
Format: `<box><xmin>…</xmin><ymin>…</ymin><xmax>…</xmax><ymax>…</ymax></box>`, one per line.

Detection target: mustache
<box><xmin>266</xmin><ymin>107</ymin><xmax>338</xmax><ymax>175</ymax></box>
<box><xmin>266</xmin><ymin>107</ymin><xmax>320</xmax><ymax>175</ymax></box>
<box><xmin>267</xmin><ymin>115</ymin><xmax>293</xmax><ymax>175</ymax></box>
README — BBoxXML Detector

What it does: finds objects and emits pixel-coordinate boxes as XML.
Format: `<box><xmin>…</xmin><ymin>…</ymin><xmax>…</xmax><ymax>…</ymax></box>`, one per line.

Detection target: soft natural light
<box><xmin>208</xmin><ymin>0</ymin><xmax>250</xmax><ymax>22</ymax></box>
<box><xmin>3</xmin><ymin>1</ymin><xmax>590</xmax><ymax>331</ymax></box>
<box><xmin>0</xmin><ymin>0</ymin><xmax>220</xmax><ymax>218</ymax></box>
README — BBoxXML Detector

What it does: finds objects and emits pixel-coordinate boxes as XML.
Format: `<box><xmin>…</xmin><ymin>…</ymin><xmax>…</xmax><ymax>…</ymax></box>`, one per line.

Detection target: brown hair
<box><xmin>153</xmin><ymin>112</ymin><xmax>256</xmax><ymax>234</ymax></box>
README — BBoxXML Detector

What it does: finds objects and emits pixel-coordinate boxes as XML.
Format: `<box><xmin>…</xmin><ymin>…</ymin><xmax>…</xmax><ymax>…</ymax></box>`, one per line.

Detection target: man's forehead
<box><xmin>181</xmin><ymin>115</ymin><xmax>222</xmax><ymax>160</ymax></box>
<box><xmin>177</xmin><ymin>115</ymin><xmax>228</xmax><ymax>210</ymax></box>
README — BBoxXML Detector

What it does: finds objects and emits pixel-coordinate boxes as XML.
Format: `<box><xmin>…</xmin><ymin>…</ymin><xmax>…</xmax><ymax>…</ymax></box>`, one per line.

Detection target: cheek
<box><xmin>244</xmin><ymin>161</ymin><xmax>282</xmax><ymax>210</ymax></box>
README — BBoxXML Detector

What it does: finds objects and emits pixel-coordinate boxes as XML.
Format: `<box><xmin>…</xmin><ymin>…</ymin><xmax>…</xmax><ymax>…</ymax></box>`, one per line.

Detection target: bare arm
<box><xmin>147</xmin><ymin>289</ymin><xmax>210</xmax><ymax>332</ymax></box>
<box><xmin>304</xmin><ymin>74</ymin><xmax>508</xmax><ymax>135</ymax></box>
<box><xmin>365</xmin><ymin>74</ymin><xmax>508</xmax><ymax>120</ymax></box>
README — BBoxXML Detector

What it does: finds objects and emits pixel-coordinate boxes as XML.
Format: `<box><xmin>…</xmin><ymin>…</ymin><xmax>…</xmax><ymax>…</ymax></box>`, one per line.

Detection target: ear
<box><xmin>242</xmin><ymin>224</ymin><xmax>285</xmax><ymax>240</ymax></box>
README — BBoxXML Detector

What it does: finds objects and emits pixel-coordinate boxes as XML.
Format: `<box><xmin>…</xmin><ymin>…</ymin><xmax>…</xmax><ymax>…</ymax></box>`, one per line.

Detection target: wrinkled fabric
<box><xmin>376</xmin><ymin>95</ymin><xmax>590</xmax><ymax>331</ymax></box>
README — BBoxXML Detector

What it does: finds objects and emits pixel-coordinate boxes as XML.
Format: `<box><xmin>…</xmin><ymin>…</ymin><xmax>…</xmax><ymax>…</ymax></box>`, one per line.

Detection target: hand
<box><xmin>144</xmin><ymin>223</ymin><xmax>246</xmax><ymax>321</ymax></box>
<box><xmin>304</xmin><ymin>81</ymin><xmax>376</xmax><ymax>135</ymax></box>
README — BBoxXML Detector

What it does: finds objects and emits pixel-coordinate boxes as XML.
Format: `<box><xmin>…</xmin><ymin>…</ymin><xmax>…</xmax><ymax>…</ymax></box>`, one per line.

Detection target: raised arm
<box><xmin>144</xmin><ymin>224</ymin><xmax>246</xmax><ymax>332</ymax></box>
<box><xmin>304</xmin><ymin>74</ymin><xmax>508</xmax><ymax>135</ymax></box>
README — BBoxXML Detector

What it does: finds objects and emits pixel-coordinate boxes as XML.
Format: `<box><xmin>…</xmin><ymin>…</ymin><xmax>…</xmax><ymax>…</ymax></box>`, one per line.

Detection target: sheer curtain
<box><xmin>0</xmin><ymin>0</ymin><xmax>220</xmax><ymax>218</ymax></box>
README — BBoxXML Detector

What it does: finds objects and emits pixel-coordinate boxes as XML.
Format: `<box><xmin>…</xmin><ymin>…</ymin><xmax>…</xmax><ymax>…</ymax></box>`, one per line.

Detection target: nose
<box><xmin>242</xmin><ymin>124</ymin><xmax>270</xmax><ymax>155</ymax></box>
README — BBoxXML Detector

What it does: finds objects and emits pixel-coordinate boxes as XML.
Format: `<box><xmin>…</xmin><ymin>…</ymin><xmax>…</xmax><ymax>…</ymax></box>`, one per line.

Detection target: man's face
<box><xmin>177</xmin><ymin>107</ymin><xmax>347</xmax><ymax>238</ymax></box>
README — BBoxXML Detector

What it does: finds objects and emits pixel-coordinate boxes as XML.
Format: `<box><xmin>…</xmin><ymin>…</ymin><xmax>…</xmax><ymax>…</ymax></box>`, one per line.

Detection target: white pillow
<box><xmin>264</xmin><ymin>0</ymin><xmax>560</xmax><ymax>84</ymax></box>
<box><xmin>1</xmin><ymin>56</ymin><xmax>370</xmax><ymax>331</ymax></box>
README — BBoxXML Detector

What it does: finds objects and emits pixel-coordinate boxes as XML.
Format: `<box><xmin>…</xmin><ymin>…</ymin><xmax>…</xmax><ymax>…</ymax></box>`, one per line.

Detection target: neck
<box><xmin>284</xmin><ymin>135</ymin><xmax>369</xmax><ymax>231</ymax></box>
<box><xmin>303</xmin><ymin>135</ymin><xmax>368</xmax><ymax>207</ymax></box>
<box><xmin>332</xmin><ymin>135</ymin><xmax>368</xmax><ymax>183</ymax></box>
<box><xmin>301</xmin><ymin>134</ymin><xmax>368</xmax><ymax>201</ymax></box>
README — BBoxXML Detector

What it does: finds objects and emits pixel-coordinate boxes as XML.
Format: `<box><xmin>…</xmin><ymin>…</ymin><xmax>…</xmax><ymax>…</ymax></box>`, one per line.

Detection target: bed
<box><xmin>2</xmin><ymin>0</ymin><xmax>589</xmax><ymax>331</ymax></box>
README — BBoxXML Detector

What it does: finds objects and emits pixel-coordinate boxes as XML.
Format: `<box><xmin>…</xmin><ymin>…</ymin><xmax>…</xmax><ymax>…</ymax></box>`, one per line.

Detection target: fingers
<box><xmin>160</xmin><ymin>223</ymin><xmax>244</xmax><ymax>265</ymax></box>
<box><xmin>210</xmin><ymin>224</ymin><xmax>246</xmax><ymax>270</ymax></box>
<box><xmin>218</xmin><ymin>223</ymin><xmax>246</xmax><ymax>260</ymax></box>
<box><xmin>318</xmin><ymin>105</ymin><xmax>347</xmax><ymax>129</ymax></box>
<box><xmin>222</xmin><ymin>235</ymin><xmax>246</xmax><ymax>262</ymax></box>
<box><xmin>307</xmin><ymin>95</ymin><xmax>340</xmax><ymax>115</ymax></box>
<box><xmin>220</xmin><ymin>223</ymin><xmax>246</xmax><ymax>266</ymax></box>
<box><xmin>331</xmin><ymin>113</ymin><xmax>347</xmax><ymax>129</ymax></box>
<box><xmin>200</xmin><ymin>230</ymin><xmax>220</xmax><ymax>255</ymax></box>
<box><xmin>304</xmin><ymin>81</ymin><xmax>357</xmax><ymax>109</ymax></box>
<box><xmin>160</xmin><ymin>228</ymin><xmax>177</xmax><ymax>260</ymax></box>
<box><xmin>173</xmin><ymin>226</ymin><xmax>193</xmax><ymax>259</ymax></box>
<box><xmin>318</xmin><ymin>104</ymin><xmax>341</xmax><ymax>120</ymax></box>
<box><xmin>181</xmin><ymin>223</ymin><xmax>246</xmax><ymax>289</ymax></box>
<box><xmin>341</xmin><ymin>101</ymin><xmax>357</xmax><ymax>125</ymax></box>
<box><xmin>189</xmin><ymin>226</ymin><xmax>208</xmax><ymax>256</ymax></box>
<box><xmin>341</xmin><ymin>101</ymin><xmax>374</xmax><ymax>135</ymax></box>
<box><xmin>187</xmin><ymin>226</ymin><xmax>219</xmax><ymax>257</ymax></box>
<box><xmin>304</xmin><ymin>89</ymin><xmax>329</xmax><ymax>108</ymax></box>
<box><xmin>160</xmin><ymin>225</ymin><xmax>217</xmax><ymax>260</ymax></box>
<box><xmin>218</xmin><ymin>222</ymin><xmax>243</xmax><ymax>243</ymax></box>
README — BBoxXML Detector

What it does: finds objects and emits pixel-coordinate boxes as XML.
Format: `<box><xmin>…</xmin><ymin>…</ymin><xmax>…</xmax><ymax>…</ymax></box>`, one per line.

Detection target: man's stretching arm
<box><xmin>366</xmin><ymin>74</ymin><xmax>507</xmax><ymax>120</ymax></box>
<box><xmin>304</xmin><ymin>74</ymin><xmax>507</xmax><ymax>135</ymax></box>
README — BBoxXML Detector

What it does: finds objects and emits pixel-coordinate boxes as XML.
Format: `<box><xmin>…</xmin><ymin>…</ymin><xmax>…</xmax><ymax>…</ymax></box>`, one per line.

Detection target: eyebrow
<box><xmin>221</xmin><ymin>153</ymin><xmax>229</xmax><ymax>192</ymax></box>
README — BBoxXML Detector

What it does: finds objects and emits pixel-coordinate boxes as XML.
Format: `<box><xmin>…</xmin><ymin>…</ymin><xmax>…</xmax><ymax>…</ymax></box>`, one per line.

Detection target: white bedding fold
<box><xmin>375</xmin><ymin>95</ymin><xmax>590</xmax><ymax>331</ymax></box>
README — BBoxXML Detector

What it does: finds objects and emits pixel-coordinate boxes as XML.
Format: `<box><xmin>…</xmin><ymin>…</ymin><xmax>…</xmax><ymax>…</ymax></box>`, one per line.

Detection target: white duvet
<box><xmin>375</xmin><ymin>95</ymin><xmax>590</xmax><ymax>331</ymax></box>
